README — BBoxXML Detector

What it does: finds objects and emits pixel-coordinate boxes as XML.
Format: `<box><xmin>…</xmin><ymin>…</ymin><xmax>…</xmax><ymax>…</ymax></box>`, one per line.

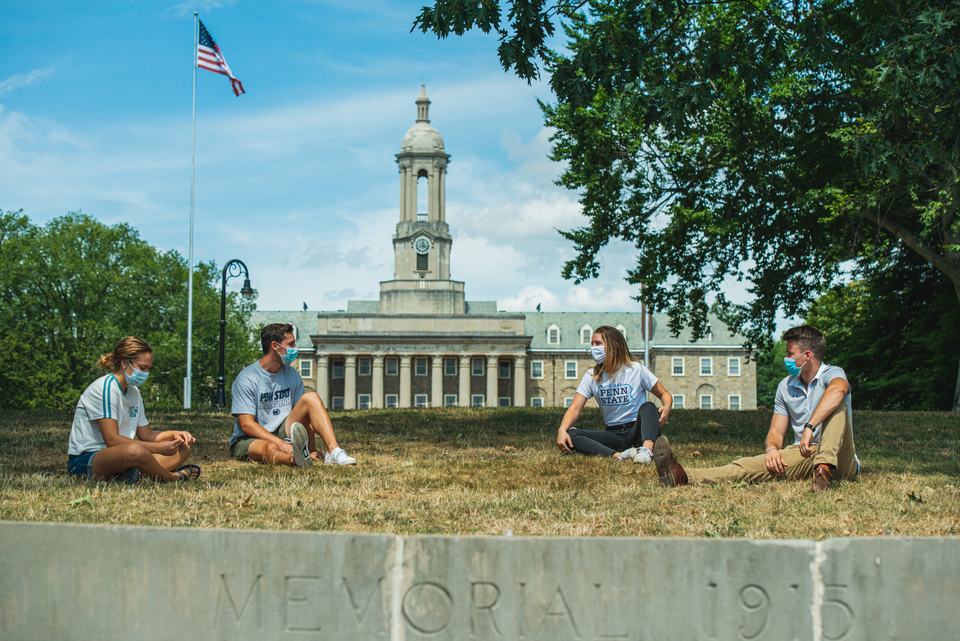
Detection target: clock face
<box><xmin>414</xmin><ymin>237</ymin><xmax>431</xmax><ymax>254</ymax></box>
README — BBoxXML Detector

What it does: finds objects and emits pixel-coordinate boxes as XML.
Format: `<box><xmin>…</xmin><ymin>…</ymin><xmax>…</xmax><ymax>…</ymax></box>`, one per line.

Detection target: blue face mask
<box><xmin>590</xmin><ymin>345</ymin><xmax>606</xmax><ymax>363</ymax></box>
<box><xmin>784</xmin><ymin>353</ymin><xmax>806</xmax><ymax>377</ymax></box>
<box><xmin>125</xmin><ymin>361</ymin><xmax>149</xmax><ymax>387</ymax></box>
<box><xmin>277</xmin><ymin>343</ymin><xmax>298</xmax><ymax>365</ymax></box>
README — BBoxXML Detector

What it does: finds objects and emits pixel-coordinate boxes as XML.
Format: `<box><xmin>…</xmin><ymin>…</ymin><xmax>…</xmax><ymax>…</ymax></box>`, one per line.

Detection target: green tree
<box><xmin>0</xmin><ymin>210</ymin><xmax>259</xmax><ymax>409</ymax></box>
<box><xmin>414</xmin><ymin>0</ymin><xmax>960</xmax><ymax>410</ymax></box>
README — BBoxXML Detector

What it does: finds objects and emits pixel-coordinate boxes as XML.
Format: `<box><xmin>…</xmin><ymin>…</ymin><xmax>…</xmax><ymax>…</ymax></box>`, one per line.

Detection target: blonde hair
<box><xmin>97</xmin><ymin>336</ymin><xmax>152</xmax><ymax>371</ymax></box>
<box><xmin>592</xmin><ymin>325</ymin><xmax>639</xmax><ymax>381</ymax></box>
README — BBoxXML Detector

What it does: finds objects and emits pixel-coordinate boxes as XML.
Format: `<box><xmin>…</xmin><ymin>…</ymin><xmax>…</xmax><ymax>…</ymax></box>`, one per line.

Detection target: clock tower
<box><xmin>379</xmin><ymin>86</ymin><xmax>466</xmax><ymax>314</ymax></box>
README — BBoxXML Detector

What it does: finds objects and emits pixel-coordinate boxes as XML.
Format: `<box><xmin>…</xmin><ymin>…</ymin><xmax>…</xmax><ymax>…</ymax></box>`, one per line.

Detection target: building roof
<box><xmin>523</xmin><ymin>312</ymin><xmax>746</xmax><ymax>351</ymax></box>
<box><xmin>249</xmin><ymin>311</ymin><xmax>318</xmax><ymax>350</ymax></box>
<box><xmin>399</xmin><ymin>86</ymin><xmax>445</xmax><ymax>154</ymax></box>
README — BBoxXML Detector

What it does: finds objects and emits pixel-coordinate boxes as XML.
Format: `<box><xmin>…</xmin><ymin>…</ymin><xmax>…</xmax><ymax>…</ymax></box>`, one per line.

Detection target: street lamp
<box><xmin>217</xmin><ymin>259</ymin><xmax>255</xmax><ymax>408</ymax></box>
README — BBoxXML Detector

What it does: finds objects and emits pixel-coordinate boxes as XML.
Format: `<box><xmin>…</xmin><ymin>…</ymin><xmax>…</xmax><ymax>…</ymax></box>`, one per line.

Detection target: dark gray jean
<box><xmin>568</xmin><ymin>401</ymin><xmax>660</xmax><ymax>457</ymax></box>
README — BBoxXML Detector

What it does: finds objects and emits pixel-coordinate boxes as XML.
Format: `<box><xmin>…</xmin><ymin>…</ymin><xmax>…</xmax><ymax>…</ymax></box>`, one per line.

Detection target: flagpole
<box><xmin>184</xmin><ymin>11</ymin><xmax>198</xmax><ymax>410</ymax></box>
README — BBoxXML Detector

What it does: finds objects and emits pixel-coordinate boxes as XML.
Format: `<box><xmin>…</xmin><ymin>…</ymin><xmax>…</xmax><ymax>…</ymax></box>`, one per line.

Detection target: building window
<box><xmin>564</xmin><ymin>397</ymin><xmax>574</xmax><ymax>408</ymax></box>
<box><xmin>728</xmin><ymin>358</ymin><xmax>741</xmax><ymax>376</ymax></box>
<box><xmin>299</xmin><ymin>359</ymin><xmax>313</xmax><ymax>378</ymax></box>
<box><xmin>499</xmin><ymin>361</ymin><xmax>510</xmax><ymax>379</ymax></box>
<box><xmin>700</xmin><ymin>394</ymin><xmax>712</xmax><ymax>410</ymax></box>
<box><xmin>417</xmin><ymin>253</ymin><xmax>428</xmax><ymax>271</ymax></box>
<box><xmin>332</xmin><ymin>396</ymin><xmax>344</xmax><ymax>410</ymax></box>
<box><xmin>580</xmin><ymin>325</ymin><xmax>593</xmax><ymax>344</ymax></box>
<box><xmin>358</xmin><ymin>357</ymin><xmax>371</xmax><ymax>376</ymax></box>
<box><xmin>674</xmin><ymin>394</ymin><xmax>685</xmax><ymax>409</ymax></box>
<box><xmin>332</xmin><ymin>360</ymin><xmax>344</xmax><ymax>378</ymax></box>
<box><xmin>415</xmin><ymin>357</ymin><xmax>427</xmax><ymax>376</ymax></box>
<box><xmin>472</xmin><ymin>357</ymin><xmax>484</xmax><ymax>376</ymax></box>
<box><xmin>564</xmin><ymin>361</ymin><xmax>577</xmax><ymax>379</ymax></box>
<box><xmin>415</xmin><ymin>394</ymin><xmax>428</xmax><ymax>408</ymax></box>
<box><xmin>547</xmin><ymin>324</ymin><xmax>560</xmax><ymax>345</ymax></box>
<box><xmin>531</xmin><ymin>397</ymin><xmax>544</xmax><ymax>407</ymax></box>
<box><xmin>700</xmin><ymin>357</ymin><xmax>713</xmax><ymax>376</ymax></box>
<box><xmin>499</xmin><ymin>397</ymin><xmax>510</xmax><ymax>407</ymax></box>
<box><xmin>471</xmin><ymin>394</ymin><xmax>484</xmax><ymax>407</ymax></box>
<box><xmin>531</xmin><ymin>361</ymin><xmax>543</xmax><ymax>379</ymax></box>
<box><xmin>358</xmin><ymin>394</ymin><xmax>371</xmax><ymax>409</ymax></box>
<box><xmin>672</xmin><ymin>357</ymin><xmax>684</xmax><ymax>376</ymax></box>
<box><xmin>616</xmin><ymin>324</ymin><xmax>626</xmax><ymax>339</ymax></box>
<box><xmin>385</xmin><ymin>394</ymin><xmax>398</xmax><ymax>408</ymax></box>
<box><xmin>385</xmin><ymin>358</ymin><xmax>398</xmax><ymax>376</ymax></box>
<box><xmin>444</xmin><ymin>358</ymin><xmax>456</xmax><ymax>376</ymax></box>
<box><xmin>729</xmin><ymin>394</ymin><xmax>741</xmax><ymax>410</ymax></box>
<box><xmin>444</xmin><ymin>394</ymin><xmax>457</xmax><ymax>407</ymax></box>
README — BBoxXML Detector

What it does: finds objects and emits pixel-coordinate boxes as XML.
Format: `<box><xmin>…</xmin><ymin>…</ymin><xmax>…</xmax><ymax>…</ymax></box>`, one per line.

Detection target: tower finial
<box><xmin>416</xmin><ymin>85</ymin><xmax>430</xmax><ymax>123</ymax></box>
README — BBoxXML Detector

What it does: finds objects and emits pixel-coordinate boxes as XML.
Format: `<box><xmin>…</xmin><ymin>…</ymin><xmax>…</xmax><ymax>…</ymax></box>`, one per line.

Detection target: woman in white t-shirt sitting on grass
<box><xmin>67</xmin><ymin>336</ymin><xmax>200</xmax><ymax>483</ymax></box>
<box><xmin>557</xmin><ymin>325</ymin><xmax>673</xmax><ymax>463</ymax></box>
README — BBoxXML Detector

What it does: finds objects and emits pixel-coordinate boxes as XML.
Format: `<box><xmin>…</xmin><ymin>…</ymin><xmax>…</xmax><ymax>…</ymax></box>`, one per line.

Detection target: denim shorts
<box><xmin>68</xmin><ymin>449</ymin><xmax>140</xmax><ymax>484</ymax></box>
<box><xmin>68</xmin><ymin>450</ymin><xmax>99</xmax><ymax>478</ymax></box>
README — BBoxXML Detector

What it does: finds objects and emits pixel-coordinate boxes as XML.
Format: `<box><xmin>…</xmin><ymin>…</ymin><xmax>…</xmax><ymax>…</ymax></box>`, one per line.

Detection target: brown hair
<box><xmin>97</xmin><ymin>336</ymin><xmax>153</xmax><ymax>371</ymax></box>
<box><xmin>782</xmin><ymin>325</ymin><xmax>826</xmax><ymax>361</ymax></box>
<box><xmin>260</xmin><ymin>323</ymin><xmax>295</xmax><ymax>354</ymax></box>
<box><xmin>592</xmin><ymin>325</ymin><xmax>640</xmax><ymax>381</ymax></box>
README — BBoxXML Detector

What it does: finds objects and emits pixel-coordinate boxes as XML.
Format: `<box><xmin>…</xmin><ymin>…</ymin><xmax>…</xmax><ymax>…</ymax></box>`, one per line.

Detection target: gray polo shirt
<box><xmin>773</xmin><ymin>362</ymin><xmax>852</xmax><ymax>445</ymax></box>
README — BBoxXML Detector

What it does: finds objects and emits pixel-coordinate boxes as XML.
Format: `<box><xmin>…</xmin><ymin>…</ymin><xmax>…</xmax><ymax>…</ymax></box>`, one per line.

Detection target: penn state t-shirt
<box><xmin>576</xmin><ymin>362</ymin><xmax>659</xmax><ymax>426</ymax></box>
<box><xmin>230</xmin><ymin>360</ymin><xmax>305</xmax><ymax>447</ymax></box>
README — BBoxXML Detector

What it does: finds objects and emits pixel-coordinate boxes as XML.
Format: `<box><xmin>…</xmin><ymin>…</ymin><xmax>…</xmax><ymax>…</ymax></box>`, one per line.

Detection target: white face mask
<box><xmin>590</xmin><ymin>345</ymin><xmax>606</xmax><ymax>363</ymax></box>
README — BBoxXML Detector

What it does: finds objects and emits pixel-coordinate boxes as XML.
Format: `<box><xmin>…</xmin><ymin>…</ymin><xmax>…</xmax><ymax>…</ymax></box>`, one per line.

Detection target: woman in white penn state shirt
<box><xmin>67</xmin><ymin>336</ymin><xmax>200</xmax><ymax>483</ymax></box>
<box><xmin>557</xmin><ymin>326</ymin><xmax>674</xmax><ymax>463</ymax></box>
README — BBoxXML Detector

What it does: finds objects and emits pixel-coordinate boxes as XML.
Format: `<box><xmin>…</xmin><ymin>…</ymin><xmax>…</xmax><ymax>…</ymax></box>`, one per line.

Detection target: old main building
<box><xmin>254</xmin><ymin>87</ymin><xmax>756</xmax><ymax>411</ymax></box>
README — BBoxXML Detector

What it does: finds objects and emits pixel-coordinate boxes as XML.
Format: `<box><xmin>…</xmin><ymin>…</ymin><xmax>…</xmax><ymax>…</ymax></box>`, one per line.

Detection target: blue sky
<box><xmin>2</xmin><ymin>0</ymin><xmax>776</xmax><ymax>324</ymax></box>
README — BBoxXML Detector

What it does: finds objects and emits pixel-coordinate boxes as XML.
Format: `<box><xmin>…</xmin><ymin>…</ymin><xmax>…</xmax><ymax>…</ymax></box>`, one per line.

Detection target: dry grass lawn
<box><xmin>1</xmin><ymin>407</ymin><xmax>958</xmax><ymax>539</ymax></box>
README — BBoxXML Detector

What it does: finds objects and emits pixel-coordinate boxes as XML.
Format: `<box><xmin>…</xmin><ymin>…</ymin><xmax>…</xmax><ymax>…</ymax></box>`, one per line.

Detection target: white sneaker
<box><xmin>618</xmin><ymin>447</ymin><xmax>638</xmax><ymax>461</ymax></box>
<box><xmin>324</xmin><ymin>447</ymin><xmax>357</xmax><ymax>466</ymax></box>
<box><xmin>632</xmin><ymin>447</ymin><xmax>653</xmax><ymax>464</ymax></box>
<box><xmin>290</xmin><ymin>422</ymin><xmax>312</xmax><ymax>468</ymax></box>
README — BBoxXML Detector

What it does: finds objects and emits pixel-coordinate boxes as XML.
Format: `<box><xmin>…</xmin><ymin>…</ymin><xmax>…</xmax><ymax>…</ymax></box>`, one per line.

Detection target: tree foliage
<box><xmin>0</xmin><ymin>210</ymin><xmax>259</xmax><ymax>409</ymax></box>
<box><xmin>414</xmin><ymin>0</ymin><xmax>960</xmax><ymax>410</ymax></box>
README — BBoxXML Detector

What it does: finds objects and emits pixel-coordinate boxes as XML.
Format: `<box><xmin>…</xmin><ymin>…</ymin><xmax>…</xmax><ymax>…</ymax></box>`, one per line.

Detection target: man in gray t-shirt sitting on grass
<box><xmin>654</xmin><ymin>325</ymin><xmax>859</xmax><ymax>493</ymax></box>
<box><xmin>230</xmin><ymin>323</ymin><xmax>356</xmax><ymax>467</ymax></box>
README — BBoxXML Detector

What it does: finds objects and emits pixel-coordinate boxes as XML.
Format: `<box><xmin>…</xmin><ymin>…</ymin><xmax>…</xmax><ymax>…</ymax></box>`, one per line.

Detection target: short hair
<box><xmin>782</xmin><ymin>325</ymin><xmax>826</xmax><ymax>360</ymax></box>
<box><xmin>591</xmin><ymin>325</ymin><xmax>640</xmax><ymax>380</ymax></box>
<box><xmin>260</xmin><ymin>323</ymin><xmax>295</xmax><ymax>354</ymax></box>
<box><xmin>97</xmin><ymin>336</ymin><xmax>152</xmax><ymax>371</ymax></box>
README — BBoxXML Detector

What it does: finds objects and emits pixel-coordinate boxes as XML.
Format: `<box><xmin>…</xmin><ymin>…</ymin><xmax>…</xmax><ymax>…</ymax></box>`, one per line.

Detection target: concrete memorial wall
<box><xmin>1</xmin><ymin>521</ymin><xmax>956</xmax><ymax>640</ymax></box>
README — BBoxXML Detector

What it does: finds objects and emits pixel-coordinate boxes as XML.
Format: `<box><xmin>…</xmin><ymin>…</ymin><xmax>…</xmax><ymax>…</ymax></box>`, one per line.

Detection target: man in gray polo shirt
<box><xmin>654</xmin><ymin>325</ymin><xmax>860</xmax><ymax>492</ymax></box>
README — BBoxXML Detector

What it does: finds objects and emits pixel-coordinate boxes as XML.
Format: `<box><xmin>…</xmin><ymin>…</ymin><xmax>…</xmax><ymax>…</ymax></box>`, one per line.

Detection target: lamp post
<box><xmin>217</xmin><ymin>259</ymin><xmax>255</xmax><ymax>408</ymax></box>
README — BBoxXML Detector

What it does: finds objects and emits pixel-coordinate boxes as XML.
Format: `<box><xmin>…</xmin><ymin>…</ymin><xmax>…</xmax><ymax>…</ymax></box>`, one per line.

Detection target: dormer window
<box><xmin>547</xmin><ymin>323</ymin><xmax>561</xmax><ymax>345</ymax></box>
<box><xmin>580</xmin><ymin>325</ymin><xmax>593</xmax><ymax>344</ymax></box>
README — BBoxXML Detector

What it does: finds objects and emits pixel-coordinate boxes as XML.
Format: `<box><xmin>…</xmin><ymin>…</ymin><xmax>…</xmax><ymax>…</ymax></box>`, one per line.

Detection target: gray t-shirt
<box><xmin>773</xmin><ymin>362</ymin><xmax>852</xmax><ymax>445</ymax></box>
<box><xmin>230</xmin><ymin>360</ymin><xmax>305</xmax><ymax>447</ymax></box>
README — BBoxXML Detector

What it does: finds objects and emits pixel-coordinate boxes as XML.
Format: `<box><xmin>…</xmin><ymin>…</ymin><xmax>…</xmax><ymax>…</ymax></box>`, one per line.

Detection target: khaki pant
<box><xmin>687</xmin><ymin>404</ymin><xmax>859</xmax><ymax>485</ymax></box>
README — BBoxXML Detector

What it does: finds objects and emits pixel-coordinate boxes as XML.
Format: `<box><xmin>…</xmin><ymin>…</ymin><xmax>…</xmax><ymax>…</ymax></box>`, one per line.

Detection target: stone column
<box><xmin>399</xmin><ymin>356</ymin><xmax>412</xmax><ymax>408</ymax></box>
<box><xmin>372</xmin><ymin>354</ymin><xmax>384</xmax><ymax>409</ymax></box>
<box><xmin>486</xmin><ymin>355</ymin><xmax>498</xmax><ymax>407</ymax></box>
<box><xmin>439</xmin><ymin>167</ymin><xmax>446</xmax><ymax>222</ymax></box>
<box><xmin>317</xmin><ymin>354</ymin><xmax>329</xmax><ymax>408</ymax></box>
<box><xmin>459</xmin><ymin>355</ymin><xmax>470</xmax><ymax>407</ymax></box>
<box><xmin>431</xmin><ymin>354</ymin><xmax>444</xmax><ymax>407</ymax></box>
<box><xmin>514</xmin><ymin>355</ymin><xmax>526</xmax><ymax>408</ymax></box>
<box><xmin>430</xmin><ymin>165</ymin><xmax>440</xmax><ymax>220</ymax></box>
<box><xmin>344</xmin><ymin>355</ymin><xmax>357</xmax><ymax>410</ymax></box>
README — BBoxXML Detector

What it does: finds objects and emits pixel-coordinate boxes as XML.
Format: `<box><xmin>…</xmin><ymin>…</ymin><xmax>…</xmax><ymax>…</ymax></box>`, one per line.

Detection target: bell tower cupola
<box><xmin>379</xmin><ymin>86</ymin><xmax>465</xmax><ymax>314</ymax></box>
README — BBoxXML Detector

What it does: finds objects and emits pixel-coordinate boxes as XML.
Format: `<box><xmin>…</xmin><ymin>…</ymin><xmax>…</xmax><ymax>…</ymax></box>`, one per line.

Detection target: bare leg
<box><xmin>153</xmin><ymin>441</ymin><xmax>192</xmax><ymax>471</ymax></box>
<box><xmin>246</xmin><ymin>439</ymin><xmax>297</xmax><ymax>466</ymax></box>
<box><xmin>285</xmin><ymin>392</ymin><xmax>339</xmax><ymax>454</ymax></box>
<box><xmin>91</xmin><ymin>443</ymin><xmax>179</xmax><ymax>481</ymax></box>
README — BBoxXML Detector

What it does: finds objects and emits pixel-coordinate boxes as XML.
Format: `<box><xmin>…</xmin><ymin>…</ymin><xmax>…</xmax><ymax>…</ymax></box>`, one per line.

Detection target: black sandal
<box><xmin>173</xmin><ymin>464</ymin><xmax>201</xmax><ymax>481</ymax></box>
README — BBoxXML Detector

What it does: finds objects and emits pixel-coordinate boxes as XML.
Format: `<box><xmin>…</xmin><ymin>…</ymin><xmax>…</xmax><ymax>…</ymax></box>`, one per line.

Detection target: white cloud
<box><xmin>0</xmin><ymin>67</ymin><xmax>56</xmax><ymax>98</ymax></box>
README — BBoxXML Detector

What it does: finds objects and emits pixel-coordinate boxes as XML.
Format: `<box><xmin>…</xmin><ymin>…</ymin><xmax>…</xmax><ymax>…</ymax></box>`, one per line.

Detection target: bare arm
<box><xmin>799</xmin><ymin>377</ymin><xmax>850</xmax><ymax>456</ymax></box>
<box><xmin>235</xmin><ymin>414</ymin><xmax>291</xmax><ymax>452</ymax></box>
<box><xmin>135</xmin><ymin>423</ymin><xmax>196</xmax><ymax>446</ymax></box>
<box><xmin>763</xmin><ymin>414</ymin><xmax>791</xmax><ymax>475</ymax></box>
<box><xmin>97</xmin><ymin>419</ymin><xmax>180</xmax><ymax>456</ymax></box>
<box><xmin>557</xmin><ymin>393</ymin><xmax>588</xmax><ymax>452</ymax></box>
<box><xmin>650</xmin><ymin>381</ymin><xmax>673</xmax><ymax>426</ymax></box>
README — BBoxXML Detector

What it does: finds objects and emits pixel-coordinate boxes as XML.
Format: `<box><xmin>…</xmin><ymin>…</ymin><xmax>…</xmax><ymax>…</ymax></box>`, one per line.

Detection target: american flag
<box><xmin>197</xmin><ymin>20</ymin><xmax>245</xmax><ymax>96</ymax></box>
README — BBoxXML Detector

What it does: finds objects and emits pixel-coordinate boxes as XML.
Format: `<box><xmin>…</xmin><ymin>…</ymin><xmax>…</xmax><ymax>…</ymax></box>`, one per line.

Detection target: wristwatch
<box><xmin>803</xmin><ymin>423</ymin><xmax>814</xmax><ymax>431</ymax></box>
